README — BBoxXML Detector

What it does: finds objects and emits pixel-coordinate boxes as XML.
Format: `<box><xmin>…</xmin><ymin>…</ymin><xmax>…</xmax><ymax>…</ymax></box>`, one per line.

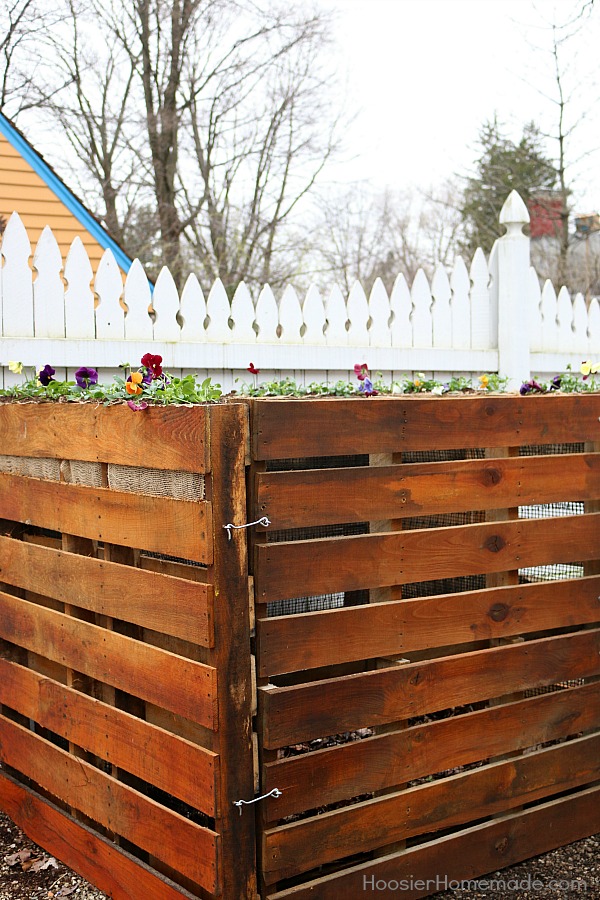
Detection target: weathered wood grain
<box><xmin>255</xmin><ymin>452</ymin><xmax>600</xmax><ymax>528</ymax></box>
<box><xmin>260</xmin><ymin>629</ymin><xmax>600</xmax><ymax>747</ymax></box>
<box><xmin>0</xmin><ymin>591</ymin><xmax>217</xmax><ymax>728</ymax></box>
<box><xmin>0</xmin><ymin>657</ymin><xmax>218</xmax><ymax>814</ymax></box>
<box><xmin>263</xmin><ymin>680</ymin><xmax>600</xmax><ymax>819</ymax></box>
<box><xmin>266</xmin><ymin>784</ymin><xmax>600</xmax><ymax>899</ymax></box>
<box><xmin>255</xmin><ymin>513</ymin><xmax>600</xmax><ymax>602</ymax></box>
<box><xmin>0</xmin><ymin>771</ymin><xmax>202</xmax><ymax>900</ymax></box>
<box><xmin>0</xmin><ymin>473</ymin><xmax>213</xmax><ymax>563</ymax></box>
<box><xmin>0</xmin><ymin>715</ymin><xmax>219</xmax><ymax>891</ymax></box>
<box><xmin>251</xmin><ymin>395</ymin><xmax>600</xmax><ymax>460</ymax></box>
<box><xmin>262</xmin><ymin>731</ymin><xmax>600</xmax><ymax>882</ymax></box>
<box><xmin>0</xmin><ymin>403</ymin><xmax>209</xmax><ymax>472</ymax></box>
<box><xmin>257</xmin><ymin>575</ymin><xmax>600</xmax><ymax>675</ymax></box>
<box><xmin>0</xmin><ymin>534</ymin><xmax>213</xmax><ymax>645</ymax></box>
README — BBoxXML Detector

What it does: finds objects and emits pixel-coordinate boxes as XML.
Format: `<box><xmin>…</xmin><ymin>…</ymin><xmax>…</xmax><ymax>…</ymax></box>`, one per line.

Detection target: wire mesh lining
<box><xmin>107</xmin><ymin>464</ymin><xmax>204</xmax><ymax>500</ymax></box>
<box><xmin>0</xmin><ymin>454</ymin><xmax>205</xmax><ymax>501</ymax></box>
<box><xmin>0</xmin><ymin>455</ymin><xmax>61</xmax><ymax>480</ymax></box>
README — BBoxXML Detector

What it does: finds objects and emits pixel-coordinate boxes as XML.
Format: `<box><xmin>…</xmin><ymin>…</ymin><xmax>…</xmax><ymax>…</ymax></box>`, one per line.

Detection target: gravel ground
<box><xmin>1</xmin><ymin>808</ymin><xmax>599</xmax><ymax>898</ymax></box>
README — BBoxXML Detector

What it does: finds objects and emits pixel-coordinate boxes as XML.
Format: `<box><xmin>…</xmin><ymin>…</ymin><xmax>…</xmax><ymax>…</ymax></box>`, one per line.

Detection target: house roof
<box><xmin>0</xmin><ymin>109</ymin><xmax>133</xmax><ymax>273</ymax></box>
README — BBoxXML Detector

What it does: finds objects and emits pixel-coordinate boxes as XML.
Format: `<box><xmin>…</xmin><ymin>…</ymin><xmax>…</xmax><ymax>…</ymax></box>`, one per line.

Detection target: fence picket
<box><xmin>279</xmin><ymin>285</ymin><xmax>303</xmax><ymax>344</ymax></box>
<box><xmin>256</xmin><ymin>285</ymin><xmax>279</xmax><ymax>343</ymax></box>
<box><xmin>152</xmin><ymin>267</ymin><xmax>180</xmax><ymax>341</ymax></box>
<box><xmin>589</xmin><ymin>298</ymin><xmax>600</xmax><ymax>351</ymax></box>
<box><xmin>324</xmin><ymin>285</ymin><xmax>347</xmax><ymax>345</ymax></box>
<box><xmin>431</xmin><ymin>265</ymin><xmax>452</xmax><ymax>349</ymax></box>
<box><xmin>470</xmin><ymin>248</ymin><xmax>490</xmax><ymax>349</ymax></box>
<box><xmin>450</xmin><ymin>257</ymin><xmax>470</xmax><ymax>349</ymax></box>
<box><xmin>94</xmin><ymin>249</ymin><xmax>124</xmax><ymax>339</ymax></box>
<box><xmin>230</xmin><ymin>282</ymin><xmax>255</xmax><ymax>342</ymax></box>
<box><xmin>302</xmin><ymin>285</ymin><xmax>326</xmax><ymax>345</ymax></box>
<box><xmin>1</xmin><ymin>212</ymin><xmax>33</xmax><ymax>337</ymax></box>
<box><xmin>346</xmin><ymin>281</ymin><xmax>369</xmax><ymax>346</ymax></box>
<box><xmin>529</xmin><ymin>267</ymin><xmax>543</xmax><ymax>352</ymax></box>
<box><xmin>367</xmin><ymin>278</ymin><xmax>390</xmax><ymax>347</ymax></box>
<box><xmin>557</xmin><ymin>285</ymin><xmax>574</xmax><ymax>352</ymax></box>
<box><xmin>124</xmin><ymin>259</ymin><xmax>153</xmax><ymax>341</ymax></box>
<box><xmin>64</xmin><ymin>237</ymin><xmax>94</xmax><ymax>339</ymax></box>
<box><xmin>541</xmin><ymin>280</ymin><xmax>558</xmax><ymax>352</ymax></box>
<box><xmin>205</xmin><ymin>278</ymin><xmax>231</xmax><ymax>342</ymax></box>
<box><xmin>179</xmin><ymin>273</ymin><xmax>207</xmax><ymax>341</ymax></box>
<box><xmin>390</xmin><ymin>273</ymin><xmax>411</xmax><ymax>348</ymax></box>
<box><xmin>411</xmin><ymin>269</ymin><xmax>433</xmax><ymax>348</ymax></box>
<box><xmin>572</xmin><ymin>293</ymin><xmax>588</xmax><ymax>352</ymax></box>
<box><xmin>33</xmin><ymin>226</ymin><xmax>64</xmax><ymax>338</ymax></box>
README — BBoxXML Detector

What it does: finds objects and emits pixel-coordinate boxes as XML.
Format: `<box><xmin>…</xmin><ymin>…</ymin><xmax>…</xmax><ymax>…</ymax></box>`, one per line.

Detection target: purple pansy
<box><xmin>127</xmin><ymin>399</ymin><xmax>149</xmax><ymax>411</ymax></box>
<box><xmin>75</xmin><ymin>366</ymin><xmax>98</xmax><ymax>388</ymax></box>
<box><xmin>38</xmin><ymin>364</ymin><xmax>55</xmax><ymax>386</ymax></box>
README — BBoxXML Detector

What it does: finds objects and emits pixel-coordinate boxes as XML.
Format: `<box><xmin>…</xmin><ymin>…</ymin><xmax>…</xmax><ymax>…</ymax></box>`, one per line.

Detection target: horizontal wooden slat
<box><xmin>0</xmin><ymin>772</ymin><xmax>201</xmax><ymax>900</ymax></box>
<box><xmin>0</xmin><ymin>657</ymin><xmax>218</xmax><ymax>814</ymax></box>
<box><xmin>251</xmin><ymin>395</ymin><xmax>600</xmax><ymax>460</ymax></box>
<box><xmin>256</xmin><ymin>512</ymin><xmax>600</xmax><ymax>602</ymax></box>
<box><xmin>257</xmin><ymin>575</ymin><xmax>600</xmax><ymax>675</ymax></box>
<box><xmin>263</xmin><ymin>680</ymin><xmax>600</xmax><ymax>819</ymax></box>
<box><xmin>0</xmin><ymin>403</ymin><xmax>209</xmax><ymax>472</ymax></box>
<box><xmin>0</xmin><ymin>473</ymin><xmax>212</xmax><ymax>563</ymax></box>
<box><xmin>0</xmin><ymin>534</ymin><xmax>213</xmax><ymax>645</ymax></box>
<box><xmin>256</xmin><ymin>452</ymin><xmax>600</xmax><ymax>528</ymax></box>
<box><xmin>0</xmin><ymin>715</ymin><xmax>219</xmax><ymax>892</ymax></box>
<box><xmin>260</xmin><ymin>628</ymin><xmax>600</xmax><ymax>747</ymax></box>
<box><xmin>267</xmin><ymin>784</ymin><xmax>600</xmax><ymax>899</ymax></box>
<box><xmin>0</xmin><ymin>591</ymin><xmax>217</xmax><ymax>728</ymax></box>
<box><xmin>262</xmin><ymin>731</ymin><xmax>600</xmax><ymax>882</ymax></box>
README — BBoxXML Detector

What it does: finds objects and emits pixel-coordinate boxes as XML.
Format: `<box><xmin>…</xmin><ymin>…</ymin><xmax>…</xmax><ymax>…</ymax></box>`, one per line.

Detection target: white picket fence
<box><xmin>0</xmin><ymin>191</ymin><xmax>598</xmax><ymax>392</ymax></box>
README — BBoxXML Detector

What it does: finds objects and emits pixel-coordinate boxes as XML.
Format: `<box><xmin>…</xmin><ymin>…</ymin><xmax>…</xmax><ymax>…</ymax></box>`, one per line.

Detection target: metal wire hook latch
<box><xmin>223</xmin><ymin>516</ymin><xmax>271</xmax><ymax>540</ymax></box>
<box><xmin>233</xmin><ymin>788</ymin><xmax>282</xmax><ymax>815</ymax></box>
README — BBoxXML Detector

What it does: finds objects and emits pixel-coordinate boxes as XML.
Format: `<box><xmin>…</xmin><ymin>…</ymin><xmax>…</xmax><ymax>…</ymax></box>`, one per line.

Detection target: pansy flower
<box><xmin>247</xmin><ymin>362</ymin><xmax>260</xmax><ymax>375</ymax></box>
<box><xmin>141</xmin><ymin>353</ymin><xmax>163</xmax><ymax>379</ymax></box>
<box><xmin>75</xmin><ymin>366</ymin><xmax>98</xmax><ymax>388</ymax></box>
<box><xmin>581</xmin><ymin>361</ymin><xmax>600</xmax><ymax>380</ymax></box>
<box><xmin>127</xmin><ymin>399</ymin><xmax>149</xmax><ymax>411</ymax></box>
<box><xmin>38</xmin><ymin>364</ymin><xmax>55</xmax><ymax>386</ymax></box>
<box><xmin>354</xmin><ymin>363</ymin><xmax>369</xmax><ymax>381</ymax></box>
<box><xmin>359</xmin><ymin>376</ymin><xmax>378</xmax><ymax>396</ymax></box>
<box><xmin>126</xmin><ymin>372</ymin><xmax>144</xmax><ymax>395</ymax></box>
<box><xmin>8</xmin><ymin>361</ymin><xmax>22</xmax><ymax>374</ymax></box>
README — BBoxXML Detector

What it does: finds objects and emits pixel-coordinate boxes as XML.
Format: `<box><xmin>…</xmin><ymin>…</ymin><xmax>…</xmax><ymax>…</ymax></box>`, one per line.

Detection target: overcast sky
<box><xmin>323</xmin><ymin>0</ymin><xmax>599</xmax><ymax>213</ymax></box>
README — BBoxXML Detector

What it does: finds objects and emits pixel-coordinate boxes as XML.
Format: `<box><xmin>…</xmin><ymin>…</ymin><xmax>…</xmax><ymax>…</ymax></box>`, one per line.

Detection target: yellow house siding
<box><xmin>0</xmin><ymin>134</ymin><xmax>108</xmax><ymax>271</ymax></box>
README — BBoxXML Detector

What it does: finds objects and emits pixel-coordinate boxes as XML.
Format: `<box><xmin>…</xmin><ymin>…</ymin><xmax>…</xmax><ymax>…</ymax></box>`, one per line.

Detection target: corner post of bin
<box><xmin>208</xmin><ymin>401</ymin><xmax>257</xmax><ymax>898</ymax></box>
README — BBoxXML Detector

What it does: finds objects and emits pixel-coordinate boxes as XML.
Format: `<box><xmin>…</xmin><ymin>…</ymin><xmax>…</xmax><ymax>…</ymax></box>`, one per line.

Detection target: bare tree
<box><xmin>23</xmin><ymin>0</ymin><xmax>341</xmax><ymax>289</ymax></box>
<box><xmin>0</xmin><ymin>0</ymin><xmax>65</xmax><ymax>114</ymax></box>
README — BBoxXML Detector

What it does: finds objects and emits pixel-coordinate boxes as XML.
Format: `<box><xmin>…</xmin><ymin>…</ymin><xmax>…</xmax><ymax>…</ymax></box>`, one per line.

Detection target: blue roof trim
<box><xmin>0</xmin><ymin>111</ymin><xmax>133</xmax><ymax>273</ymax></box>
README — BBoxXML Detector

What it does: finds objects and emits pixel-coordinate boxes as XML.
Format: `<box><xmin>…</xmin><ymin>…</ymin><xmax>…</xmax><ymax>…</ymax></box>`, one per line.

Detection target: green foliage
<box><xmin>460</xmin><ymin>120</ymin><xmax>559</xmax><ymax>256</ymax></box>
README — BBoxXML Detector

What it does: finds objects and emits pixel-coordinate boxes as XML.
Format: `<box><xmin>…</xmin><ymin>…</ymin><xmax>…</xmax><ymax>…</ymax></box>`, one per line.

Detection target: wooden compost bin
<box><xmin>249</xmin><ymin>393</ymin><xmax>600</xmax><ymax>899</ymax></box>
<box><xmin>0</xmin><ymin>401</ymin><xmax>255</xmax><ymax>899</ymax></box>
<box><xmin>1</xmin><ymin>393</ymin><xmax>600</xmax><ymax>899</ymax></box>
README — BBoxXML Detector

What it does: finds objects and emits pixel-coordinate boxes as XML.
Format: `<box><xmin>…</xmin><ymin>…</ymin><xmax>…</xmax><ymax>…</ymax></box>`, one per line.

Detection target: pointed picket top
<box><xmin>556</xmin><ymin>285</ymin><xmax>574</xmax><ymax>351</ymax></box>
<box><xmin>528</xmin><ymin>267</ymin><xmax>543</xmax><ymax>352</ymax></box>
<box><xmin>346</xmin><ymin>280</ymin><xmax>369</xmax><ymax>346</ymax></box>
<box><xmin>279</xmin><ymin>284</ymin><xmax>303</xmax><ymax>343</ymax></box>
<box><xmin>499</xmin><ymin>190</ymin><xmax>530</xmax><ymax>236</ymax></box>
<box><xmin>368</xmin><ymin>278</ymin><xmax>391</xmax><ymax>346</ymax></box>
<box><xmin>255</xmin><ymin>284</ymin><xmax>279</xmax><ymax>343</ymax></box>
<box><xmin>302</xmin><ymin>284</ymin><xmax>327</xmax><ymax>344</ymax></box>
<box><xmin>390</xmin><ymin>273</ymin><xmax>412</xmax><ymax>347</ymax></box>
<box><xmin>152</xmin><ymin>266</ymin><xmax>180</xmax><ymax>341</ymax></box>
<box><xmin>450</xmin><ymin>257</ymin><xmax>470</xmax><ymax>349</ymax></box>
<box><xmin>540</xmin><ymin>279</ymin><xmax>558</xmax><ymax>352</ymax></box>
<box><xmin>411</xmin><ymin>268</ymin><xmax>433</xmax><ymax>348</ymax></box>
<box><xmin>64</xmin><ymin>237</ymin><xmax>94</xmax><ymax>339</ymax></box>
<box><xmin>572</xmin><ymin>292</ymin><xmax>588</xmax><ymax>351</ymax></box>
<box><xmin>469</xmin><ymin>248</ymin><xmax>491</xmax><ymax>349</ymax></box>
<box><xmin>588</xmin><ymin>297</ymin><xmax>600</xmax><ymax>348</ymax></box>
<box><xmin>230</xmin><ymin>282</ymin><xmax>256</xmax><ymax>342</ymax></box>
<box><xmin>324</xmin><ymin>284</ymin><xmax>347</xmax><ymax>345</ymax></box>
<box><xmin>487</xmin><ymin>241</ymin><xmax>499</xmax><ymax>348</ymax></box>
<box><xmin>33</xmin><ymin>226</ymin><xmax>64</xmax><ymax>338</ymax></box>
<box><xmin>205</xmin><ymin>278</ymin><xmax>231</xmax><ymax>342</ymax></box>
<box><xmin>431</xmin><ymin>265</ymin><xmax>451</xmax><ymax>349</ymax></box>
<box><xmin>94</xmin><ymin>248</ymin><xmax>125</xmax><ymax>339</ymax></box>
<box><xmin>123</xmin><ymin>259</ymin><xmax>153</xmax><ymax>340</ymax></box>
<box><xmin>179</xmin><ymin>273</ymin><xmax>207</xmax><ymax>341</ymax></box>
<box><xmin>1</xmin><ymin>211</ymin><xmax>33</xmax><ymax>337</ymax></box>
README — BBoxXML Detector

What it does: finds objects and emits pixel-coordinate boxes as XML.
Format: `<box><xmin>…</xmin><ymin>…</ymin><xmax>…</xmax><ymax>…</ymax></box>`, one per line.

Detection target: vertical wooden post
<box><xmin>209</xmin><ymin>403</ymin><xmax>257</xmax><ymax>899</ymax></box>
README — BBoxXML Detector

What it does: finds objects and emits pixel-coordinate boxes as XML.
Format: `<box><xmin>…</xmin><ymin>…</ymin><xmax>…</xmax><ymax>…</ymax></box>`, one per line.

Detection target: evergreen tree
<box><xmin>459</xmin><ymin>120</ymin><xmax>559</xmax><ymax>256</ymax></box>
